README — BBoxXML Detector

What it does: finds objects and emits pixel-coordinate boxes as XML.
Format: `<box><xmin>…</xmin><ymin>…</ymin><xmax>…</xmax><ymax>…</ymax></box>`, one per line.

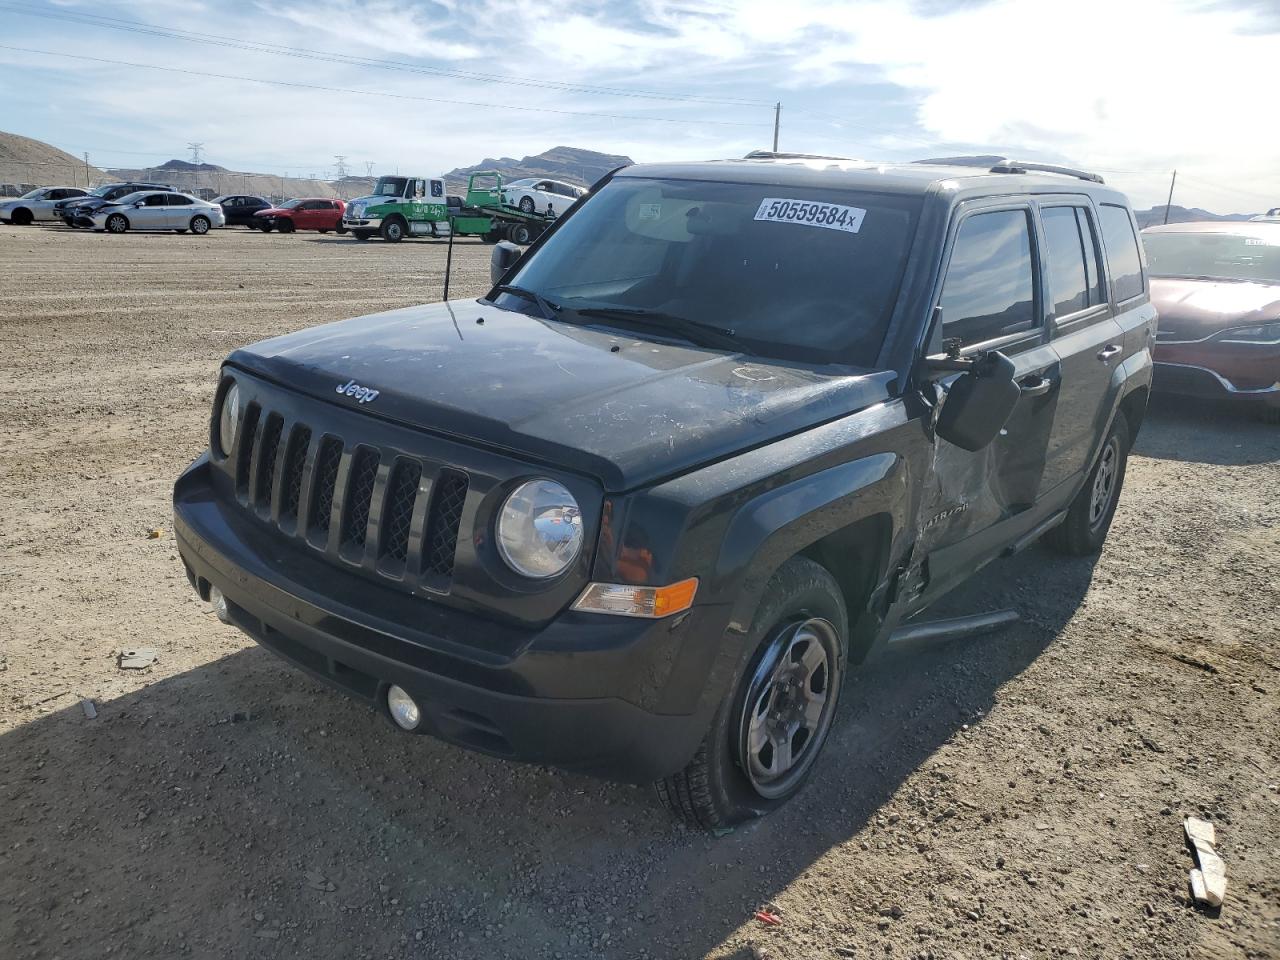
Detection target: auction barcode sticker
<box><xmin>754</xmin><ymin>198</ymin><xmax>866</xmax><ymax>233</ymax></box>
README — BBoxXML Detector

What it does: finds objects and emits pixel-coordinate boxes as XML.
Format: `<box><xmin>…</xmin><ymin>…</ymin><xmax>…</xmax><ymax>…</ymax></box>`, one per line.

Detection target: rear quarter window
<box><xmin>1099</xmin><ymin>204</ymin><xmax>1145</xmax><ymax>302</ymax></box>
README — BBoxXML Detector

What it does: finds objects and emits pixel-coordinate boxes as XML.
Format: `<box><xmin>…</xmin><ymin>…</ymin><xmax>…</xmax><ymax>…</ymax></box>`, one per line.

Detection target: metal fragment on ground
<box><xmin>118</xmin><ymin>648</ymin><xmax>158</xmax><ymax>670</ymax></box>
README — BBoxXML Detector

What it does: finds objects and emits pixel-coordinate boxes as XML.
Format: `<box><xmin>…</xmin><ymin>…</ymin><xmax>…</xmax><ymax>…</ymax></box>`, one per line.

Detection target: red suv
<box><xmin>254</xmin><ymin>198</ymin><xmax>346</xmax><ymax>233</ymax></box>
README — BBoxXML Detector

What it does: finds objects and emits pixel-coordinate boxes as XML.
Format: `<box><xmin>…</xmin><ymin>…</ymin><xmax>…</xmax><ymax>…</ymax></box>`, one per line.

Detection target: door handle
<box><xmin>1097</xmin><ymin>344</ymin><xmax>1123</xmax><ymax>362</ymax></box>
<box><xmin>1018</xmin><ymin>374</ymin><xmax>1055</xmax><ymax>397</ymax></box>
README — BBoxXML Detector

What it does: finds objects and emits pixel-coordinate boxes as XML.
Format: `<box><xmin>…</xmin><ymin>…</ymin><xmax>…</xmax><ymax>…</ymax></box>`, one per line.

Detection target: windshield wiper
<box><xmin>493</xmin><ymin>284</ymin><xmax>560</xmax><ymax>320</ymax></box>
<box><xmin>569</xmin><ymin>306</ymin><xmax>740</xmax><ymax>351</ymax></box>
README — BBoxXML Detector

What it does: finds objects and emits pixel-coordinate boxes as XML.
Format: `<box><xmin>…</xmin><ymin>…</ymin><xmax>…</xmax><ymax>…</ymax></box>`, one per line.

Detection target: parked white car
<box><xmin>500</xmin><ymin>178</ymin><xmax>585</xmax><ymax>217</ymax></box>
<box><xmin>0</xmin><ymin>186</ymin><xmax>89</xmax><ymax>225</ymax></box>
<box><xmin>91</xmin><ymin>191</ymin><xmax>226</xmax><ymax>235</ymax></box>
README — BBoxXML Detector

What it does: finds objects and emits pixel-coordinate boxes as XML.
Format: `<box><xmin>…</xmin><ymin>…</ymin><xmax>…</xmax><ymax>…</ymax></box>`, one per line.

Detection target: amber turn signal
<box><xmin>572</xmin><ymin>577</ymin><xmax>699</xmax><ymax>618</ymax></box>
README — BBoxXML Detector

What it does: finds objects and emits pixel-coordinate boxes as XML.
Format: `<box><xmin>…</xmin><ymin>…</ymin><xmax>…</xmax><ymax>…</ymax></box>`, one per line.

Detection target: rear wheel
<box><xmin>507</xmin><ymin>222</ymin><xmax>532</xmax><ymax>245</ymax></box>
<box><xmin>11</xmin><ymin>208</ymin><xmax>33</xmax><ymax>226</ymax></box>
<box><xmin>518</xmin><ymin>196</ymin><xmax>535</xmax><ymax>214</ymax></box>
<box><xmin>259</xmin><ymin>223</ymin><xmax>273</xmax><ymax>233</ymax></box>
<box><xmin>318</xmin><ymin>228</ymin><xmax>329</xmax><ymax>233</ymax></box>
<box><xmin>353</xmin><ymin>230</ymin><xmax>372</xmax><ymax>241</ymax></box>
<box><xmin>190</xmin><ymin>216</ymin><xmax>210</xmax><ymax>235</ymax></box>
<box><xmin>105</xmin><ymin>214</ymin><xmax>128</xmax><ymax>234</ymax></box>
<box><xmin>380</xmin><ymin>218</ymin><xmax>405</xmax><ymax>242</ymax></box>
<box><xmin>1044</xmin><ymin>412</ymin><xmax>1131</xmax><ymax>555</ymax></box>
<box><xmin>336</xmin><ymin>224</ymin><xmax>347</xmax><ymax>235</ymax></box>
<box><xmin>656</xmin><ymin>556</ymin><xmax>847</xmax><ymax>828</ymax></box>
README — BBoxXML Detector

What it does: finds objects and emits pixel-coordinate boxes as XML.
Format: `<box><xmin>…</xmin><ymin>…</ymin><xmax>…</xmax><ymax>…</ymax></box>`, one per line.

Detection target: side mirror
<box><xmin>135</xmin><ymin>201</ymin><xmax>146</xmax><ymax>208</ymax></box>
<box><xmin>489</xmin><ymin>241</ymin><xmax>522</xmax><ymax>285</ymax></box>
<box><xmin>933</xmin><ymin>350</ymin><xmax>1019</xmax><ymax>451</ymax></box>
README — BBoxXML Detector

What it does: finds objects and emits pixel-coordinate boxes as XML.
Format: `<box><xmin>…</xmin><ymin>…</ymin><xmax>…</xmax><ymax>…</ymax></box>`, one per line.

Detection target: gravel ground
<box><xmin>1</xmin><ymin>223</ymin><xmax>1277</xmax><ymax>960</ymax></box>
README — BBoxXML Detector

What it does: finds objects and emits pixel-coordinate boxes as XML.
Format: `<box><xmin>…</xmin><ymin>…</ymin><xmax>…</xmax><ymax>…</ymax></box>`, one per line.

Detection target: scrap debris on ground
<box><xmin>0</xmin><ymin>225</ymin><xmax>1277</xmax><ymax>960</ymax></box>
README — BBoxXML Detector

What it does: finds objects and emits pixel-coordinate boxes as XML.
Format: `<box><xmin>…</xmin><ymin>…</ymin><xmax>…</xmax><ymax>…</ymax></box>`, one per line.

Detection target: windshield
<box><xmin>90</xmin><ymin>185</ymin><xmax>117</xmax><ymax>197</ymax></box>
<box><xmin>374</xmin><ymin>176</ymin><xmax>407</xmax><ymax>197</ymax></box>
<box><xmin>506</xmin><ymin>178</ymin><xmax>535</xmax><ymax>188</ymax></box>
<box><xmin>112</xmin><ymin>191</ymin><xmax>148</xmax><ymax>205</ymax></box>
<box><xmin>277</xmin><ymin>199</ymin><xmax>302</xmax><ymax>209</ymax></box>
<box><xmin>504</xmin><ymin>177</ymin><xmax>921</xmax><ymax>364</ymax></box>
<box><xmin>18</xmin><ymin>188</ymin><xmax>47</xmax><ymax>199</ymax></box>
<box><xmin>1144</xmin><ymin>231</ymin><xmax>1280</xmax><ymax>284</ymax></box>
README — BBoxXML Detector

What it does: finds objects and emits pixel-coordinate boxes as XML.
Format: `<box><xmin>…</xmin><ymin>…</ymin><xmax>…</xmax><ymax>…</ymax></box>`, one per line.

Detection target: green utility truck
<box><xmin>342</xmin><ymin>172</ymin><xmax>559</xmax><ymax>244</ymax></box>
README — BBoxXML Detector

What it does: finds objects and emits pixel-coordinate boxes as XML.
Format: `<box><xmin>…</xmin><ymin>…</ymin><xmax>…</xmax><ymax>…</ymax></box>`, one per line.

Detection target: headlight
<box><xmin>496</xmin><ymin>479</ymin><xmax>583</xmax><ymax>578</ymax></box>
<box><xmin>217</xmin><ymin>380</ymin><xmax>240</xmax><ymax>457</ymax></box>
<box><xmin>1214</xmin><ymin>321</ymin><xmax>1280</xmax><ymax>345</ymax></box>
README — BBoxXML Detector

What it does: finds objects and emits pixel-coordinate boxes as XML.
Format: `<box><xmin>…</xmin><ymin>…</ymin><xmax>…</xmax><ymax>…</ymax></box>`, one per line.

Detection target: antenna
<box><xmin>334</xmin><ymin>155</ymin><xmax>349</xmax><ymax>179</ymax></box>
<box><xmin>187</xmin><ymin>142</ymin><xmax>204</xmax><ymax>165</ymax></box>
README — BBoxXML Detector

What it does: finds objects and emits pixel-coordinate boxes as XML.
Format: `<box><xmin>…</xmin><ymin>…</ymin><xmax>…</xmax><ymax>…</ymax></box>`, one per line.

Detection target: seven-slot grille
<box><xmin>233</xmin><ymin>404</ymin><xmax>468</xmax><ymax>591</ymax></box>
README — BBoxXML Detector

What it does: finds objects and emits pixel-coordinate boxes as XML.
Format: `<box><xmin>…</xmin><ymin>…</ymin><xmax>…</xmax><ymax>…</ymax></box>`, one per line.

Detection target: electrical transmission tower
<box><xmin>187</xmin><ymin>142</ymin><xmax>204</xmax><ymax>165</ymax></box>
<box><xmin>365</xmin><ymin>161</ymin><xmax>375</xmax><ymax>177</ymax></box>
<box><xmin>334</xmin><ymin>155</ymin><xmax>349</xmax><ymax>179</ymax></box>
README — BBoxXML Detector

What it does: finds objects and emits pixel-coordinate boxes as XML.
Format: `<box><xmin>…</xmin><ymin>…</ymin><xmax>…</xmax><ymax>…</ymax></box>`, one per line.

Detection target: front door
<box><xmin>138</xmin><ymin>192</ymin><xmax>170</xmax><ymax>229</ymax></box>
<box><xmin>912</xmin><ymin>200</ymin><xmax>1061</xmax><ymax>602</ymax></box>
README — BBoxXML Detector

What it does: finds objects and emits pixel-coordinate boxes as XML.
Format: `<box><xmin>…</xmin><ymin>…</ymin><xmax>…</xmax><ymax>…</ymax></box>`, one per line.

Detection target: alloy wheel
<box><xmin>1088</xmin><ymin>436</ymin><xmax>1120</xmax><ymax>529</ymax></box>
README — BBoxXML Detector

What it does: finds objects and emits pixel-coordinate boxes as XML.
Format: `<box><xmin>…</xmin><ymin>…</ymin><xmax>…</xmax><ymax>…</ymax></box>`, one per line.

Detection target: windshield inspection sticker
<box><xmin>638</xmin><ymin>202</ymin><xmax>663</xmax><ymax>221</ymax></box>
<box><xmin>754</xmin><ymin>198</ymin><xmax>866</xmax><ymax>233</ymax></box>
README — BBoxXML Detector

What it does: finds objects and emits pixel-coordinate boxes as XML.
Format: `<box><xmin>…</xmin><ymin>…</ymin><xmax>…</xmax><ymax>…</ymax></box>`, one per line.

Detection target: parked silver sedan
<box><xmin>91</xmin><ymin>191</ymin><xmax>226</xmax><ymax>235</ymax></box>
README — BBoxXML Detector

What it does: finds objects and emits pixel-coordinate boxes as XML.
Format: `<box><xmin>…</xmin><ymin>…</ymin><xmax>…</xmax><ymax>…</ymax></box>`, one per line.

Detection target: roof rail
<box><xmin>913</xmin><ymin>155</ymin><xmax>1104</xmax><ymax>184</ymax></box>
<box><xmin>743</xmin><ymin>150</ymin><xmax>858</xmax><ymax>162</ymax></box>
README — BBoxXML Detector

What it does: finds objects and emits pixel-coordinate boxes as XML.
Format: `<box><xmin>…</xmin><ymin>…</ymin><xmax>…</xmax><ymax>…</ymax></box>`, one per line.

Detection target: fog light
<box><xmin>209</xmin><ymin>585</ymin><xmax>230</xmax><ymax>624</ymax></box>
<box><xmin>387</xmin><ymin>685</ymin><xmax>421</xmax><ymax>731</ymax></box>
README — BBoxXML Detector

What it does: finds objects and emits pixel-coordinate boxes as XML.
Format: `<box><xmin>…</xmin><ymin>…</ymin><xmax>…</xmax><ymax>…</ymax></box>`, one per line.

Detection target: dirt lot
<box><xmin>1</xmin><ymin>223</ymin><xmax>1276</xmax><ymax>960</ymax></box>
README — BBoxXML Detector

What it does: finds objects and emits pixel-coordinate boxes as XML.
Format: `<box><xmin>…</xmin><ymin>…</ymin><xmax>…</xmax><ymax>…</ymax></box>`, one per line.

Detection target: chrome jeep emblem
<box><xmin>336</xmin><ymin>378</ymin><xmax>380</xmax><ymax>404</ymax></box>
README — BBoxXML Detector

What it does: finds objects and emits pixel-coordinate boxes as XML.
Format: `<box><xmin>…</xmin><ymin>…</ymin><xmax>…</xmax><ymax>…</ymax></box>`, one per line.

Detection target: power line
<box><xmin>0</xmin><ymin>1</ymin><xmax>770</xmax><ymax>108</ymax></box>
<box><xmin>0</xmin><ymin>45</ymin><xmax>770</xmax><ymax>129</ymax></box>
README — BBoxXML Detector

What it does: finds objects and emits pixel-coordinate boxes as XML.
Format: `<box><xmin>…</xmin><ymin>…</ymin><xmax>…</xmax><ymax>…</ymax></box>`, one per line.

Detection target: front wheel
<box><xmin>1044</xmin><ymin>412</ymin><xmax>1131</xmax><ymax>555</ymax></box>
<box><xmin>380</xmin><ymin>218</ymin><xmax>405</xmax><ymax>242</ymax></box>
<box><xmin>656</xmin><ymin>556</ymin><xmax>847</xmax><ymax>828</ymax></box>
<box><xmin>507</xmin><ymin>222</ymin><xmax>532</xmax><ymax>245</ymax></box>
<box><xmin>259</xmin><ymin>223</ymin><xmax>273</xmax><ymax>233</ymax></box>
<box><xmin>518</xmin><ymin>196</ymin><xmax>535</xmax><ymax>214</ymax></box>
<box><xmin>105</xmin><ymin>214</ymin><xmax>129</xmax><ymax>234</ymax></box>
<box><xmin>190</xmin><ymin>216</ymin><xmax>210</xmax><ymax>235</ymax></box>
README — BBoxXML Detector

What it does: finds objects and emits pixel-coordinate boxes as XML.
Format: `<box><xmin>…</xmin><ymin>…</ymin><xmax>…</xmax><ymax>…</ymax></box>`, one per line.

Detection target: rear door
<box><xmin>1037</xmin><ymin>200</ymin><xmax>1125</xmax><ymax>494</ymax></box>
<box><xmin>913</xmin><ymin>199</ymin><xmax>1062</xmax><ymax>598</ymax></box>
<box><xmin>167</xmin><ymin>193</ymin><xmax>195</xmax><ymax>228</ymax></box>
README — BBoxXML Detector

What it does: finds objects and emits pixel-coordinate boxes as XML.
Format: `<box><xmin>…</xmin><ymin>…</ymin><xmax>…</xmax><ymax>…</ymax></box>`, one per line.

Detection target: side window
<box><xmin>940</xmin><ymin>209</ymin><xmax>1037</xmax><ymax>346</ymax></box>
<box><xmin>1077</xmin><ymin>208</ymin><xmax>1103</xmax><ymax>305</ymax></box>
<box><xmin>145</xmin><ymin>194</ymin><xmax>167</xmax><ymax>206</ymax></box>
<box><xmin>169</xmin><ymin>195</ymin><xmax>193</xmax><ymax>206</ymax></box>
<box><xmin>48</xmin><ymin>189</ymin><xmax>66</xmax><ymax>200</ymax></box>
<box><xmin>1041</xmin><ymin>206</ymin><xmax>1106</xmax><ymax>317</ymax></box>
<box><xmin>430</xmin><ymin>180</ymin><xmax>444</xmax><ymax>198</ymax></box>
<box><xmin>1099</xmin><ymin>203</ymin><xmax>1145</xmax><ymax>301</ymax></box>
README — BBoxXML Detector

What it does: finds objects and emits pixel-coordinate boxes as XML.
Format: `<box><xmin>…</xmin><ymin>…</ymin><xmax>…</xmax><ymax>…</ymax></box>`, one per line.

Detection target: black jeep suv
<box><xmin>174</xmin><ymin>154</ymin><xmax>1155</xmax><ymax>827</ymax></box>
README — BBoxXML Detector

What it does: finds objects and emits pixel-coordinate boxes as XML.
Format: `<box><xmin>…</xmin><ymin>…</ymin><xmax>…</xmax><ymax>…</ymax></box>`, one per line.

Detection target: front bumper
<box><xmin>343</xmin><ymin>217</ymin><xmax>382</xmax><ymax>229</ymax></box>
<box><xmin>173</xmin><ymin>456</ymin><xmax>717</xmax><ymax>782</ymax></box>
<box><xmin>1153</xmin><ymin>339</ymin><xmax>1280</xmax><ymax>409</ymax></box>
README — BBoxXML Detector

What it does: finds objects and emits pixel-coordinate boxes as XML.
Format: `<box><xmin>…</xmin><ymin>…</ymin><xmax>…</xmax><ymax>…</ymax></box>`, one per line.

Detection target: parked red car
<box><xmin>254</xmin><ymin>198</ymin><xmax>346</xmax><ymax>233</ymax></box>
<box><xmin>1144</xmin><ymin>221</ymin><xmax>1280</xmax><ymax>421</ymax></box>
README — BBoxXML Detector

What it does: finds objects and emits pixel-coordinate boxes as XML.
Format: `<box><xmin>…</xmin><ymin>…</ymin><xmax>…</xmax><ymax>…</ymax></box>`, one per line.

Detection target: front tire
<box><xmin>1044</xmin><ymin>412</ymin><xmax>1131</xmax><ymax>555</ymax></box>
<box><xmin>380</xmin><ymin>218</ymin><xmax>405</xmax><ymax>242</ymax></box>
<box><xmin>507</xmin><ymin>222</ymin><xmax>532</xmax><ymax>245</ymax></box>
<box><xmin>105</xmin><ymin>214</ymin><xmax>129</xmax><ymax>234</ymax></box>
<box><xmin>278</xmin><ymin>219</ymin><xmax>295</xmax><ymax>234</ymax></box>
<box><xmin>656</xmin><ymin>556</ymin><xmax>847</xmax><ymax>828</ymax></box>
<box><xmin>518</xmin><ymin>196</ymin><xmax>535</xmax><ymax>214</ymax></box>
<box><xmin>190</xmin><ymin>216</ymin><xmax>210</xmax><ymax>235</ymax></box>
<box><xmin>259</xmin><ymin>223</ymin><xmax>273</xmax><ymax>233</ymax></box>
<box><xmin>12</xmin><ymin>208</ymin><xmax>33</xmax><ymax>226</ymax></box>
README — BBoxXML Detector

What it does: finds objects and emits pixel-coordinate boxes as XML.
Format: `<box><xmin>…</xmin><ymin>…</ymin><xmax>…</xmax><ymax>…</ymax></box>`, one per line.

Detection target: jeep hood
<box><xmin>1151</xmin><ymin>276</ymin><xmax>1280</xmax><ymax>340</ymax></box>
<box><xmin>226</xmin><ymin>300</ymin><xmax>895</xmax><ymax>491</ymax></box>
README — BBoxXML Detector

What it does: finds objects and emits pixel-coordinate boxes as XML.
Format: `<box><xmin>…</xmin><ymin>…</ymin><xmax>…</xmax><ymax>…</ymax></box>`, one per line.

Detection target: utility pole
<box><xmin>772</xmin><ymin>102</ymin><xmax>781</xmax><ymax>153</ymax></box>
<box><xmin>83</xmin><ymin>151</ymin><xmax>90</xmax><ymax>187</ymax></box>
<box><xmin>1163</xmin><ymin>170</ymin><xmax>1177</xmax><ymax>225</ymax></box>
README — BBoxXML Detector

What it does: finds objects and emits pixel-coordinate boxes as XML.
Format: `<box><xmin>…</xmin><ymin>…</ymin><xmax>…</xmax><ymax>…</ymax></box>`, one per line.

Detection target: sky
<box><xmin>1</xmin><ymin>0</ymin><xmax>1278</xmax><ymax>212</ymax></box>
